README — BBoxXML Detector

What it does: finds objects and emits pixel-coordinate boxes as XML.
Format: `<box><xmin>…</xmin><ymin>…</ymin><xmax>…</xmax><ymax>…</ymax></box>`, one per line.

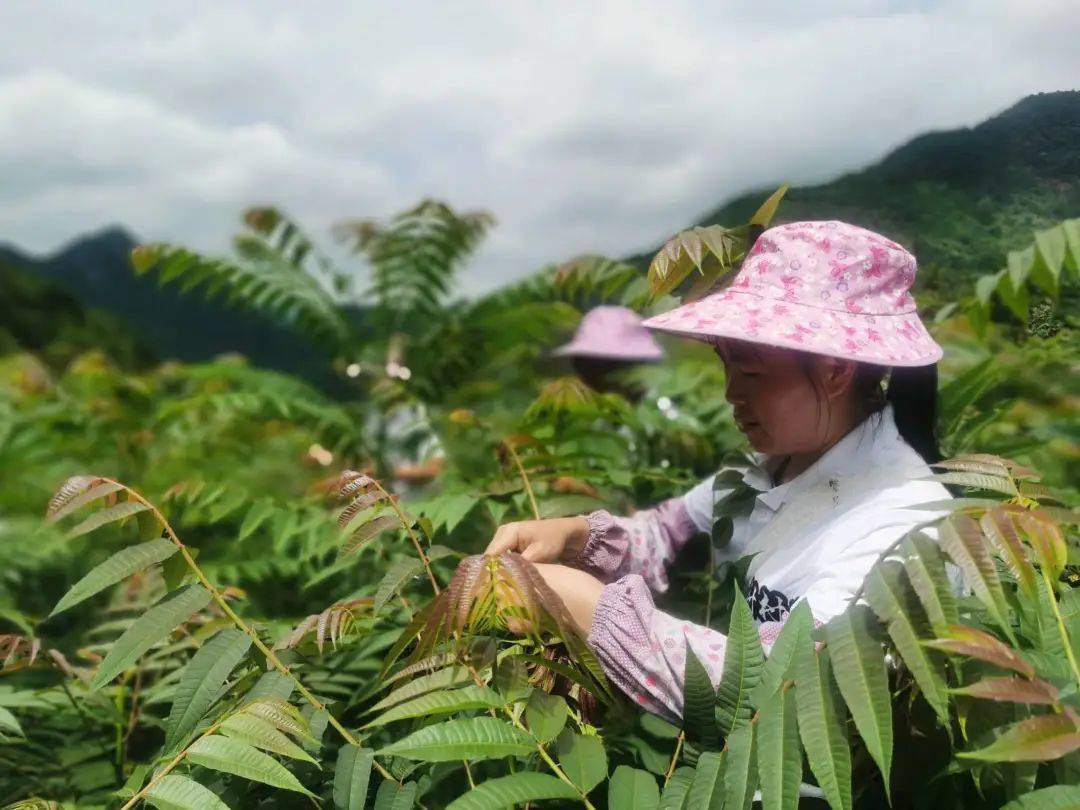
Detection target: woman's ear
<box><xmin>820</xmin><ymin>357</ymin><xmax>859</xmax><ymax>401</ymax></box>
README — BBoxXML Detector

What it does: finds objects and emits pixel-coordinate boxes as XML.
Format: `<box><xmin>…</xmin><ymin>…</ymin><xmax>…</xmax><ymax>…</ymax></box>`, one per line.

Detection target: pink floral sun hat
<box><xmin>643</xmin><ymin>221</ymin><xmax>942</xmax><ymax>366</ymax></box>
<box><xmin>554</xmin><ymin>305</ymin><xmax>665</xmax><ymax>361</ymax></box>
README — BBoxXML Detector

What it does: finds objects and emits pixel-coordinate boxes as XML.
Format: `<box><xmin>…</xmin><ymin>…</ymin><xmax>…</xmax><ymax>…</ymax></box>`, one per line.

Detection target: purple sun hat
<box><xmin>554</xmin><ymin>305</ymin><xmax>665</xmax><ymax>362</ymax></box>
<box><xmin>643</xmin><ymin>221</ymin><xmax>942</xmax><ymax>367</ymax></box>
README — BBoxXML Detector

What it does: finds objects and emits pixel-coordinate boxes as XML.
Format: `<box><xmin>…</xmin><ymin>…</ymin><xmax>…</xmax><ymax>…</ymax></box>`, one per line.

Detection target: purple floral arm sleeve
<box><xmin>569</xmin><ymin>498</ymin><xmax>697</xmax><ymax>590</ymax></box>
<box><xmin>587</xmin><ymin>575</ymin><xmax>788</xmax><ymax>722</ymax></box>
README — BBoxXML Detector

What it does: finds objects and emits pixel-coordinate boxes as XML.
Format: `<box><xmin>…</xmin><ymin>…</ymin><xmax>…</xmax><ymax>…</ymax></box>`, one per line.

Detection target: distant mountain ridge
<box><xmin>635</xmin><ymin>91</ymin><xmax>1080</xmax><ymax>287</ymax></box>
<box><xmin>0</xmin><ymin>227</ymin><xmax>342</xmax><ymax>385</ymax></box>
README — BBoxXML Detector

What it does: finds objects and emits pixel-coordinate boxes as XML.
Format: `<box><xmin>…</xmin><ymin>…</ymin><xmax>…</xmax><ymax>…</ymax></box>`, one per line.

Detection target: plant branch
<box><xmin>1040</xmin><ymin>567</ymin><xmax>1080</xmax><ymax>689</ymax></box>
<box><xmin>112</xmin><ymin>480</ymin><xmax>398</xmax><ymax>786</ymax></box>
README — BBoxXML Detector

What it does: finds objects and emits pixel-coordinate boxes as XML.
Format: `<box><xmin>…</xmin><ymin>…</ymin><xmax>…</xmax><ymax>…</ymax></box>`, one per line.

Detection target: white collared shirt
<box><xmin>680</xmin><ymin>405</ymin><xmax>951</xmax><ymax>623</ymax></box>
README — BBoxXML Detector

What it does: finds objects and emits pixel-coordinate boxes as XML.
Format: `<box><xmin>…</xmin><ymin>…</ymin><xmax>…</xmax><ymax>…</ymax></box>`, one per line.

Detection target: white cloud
<box><xmin>0</xmin><ymin>0</ymin><xmax>1076</xmax><ymax>293</ymax></box>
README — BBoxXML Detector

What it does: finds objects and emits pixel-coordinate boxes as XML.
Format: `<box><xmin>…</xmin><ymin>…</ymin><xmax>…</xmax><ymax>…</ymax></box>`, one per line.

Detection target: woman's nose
<box><xmin>724</xmin><ymin>375</ymin><xmax>745</xmax><ymax>405</ymax></box>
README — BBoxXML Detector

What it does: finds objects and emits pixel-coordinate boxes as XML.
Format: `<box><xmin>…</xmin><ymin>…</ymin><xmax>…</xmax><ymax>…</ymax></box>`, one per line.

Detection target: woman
<box><xmin>485</xmin><ymin>221</ymin><xmax>951</xmax><ymax>721</ymax></box>
<box><xmin>552</xmin><ymin>305</ymin><xmax>664</xmax><ymax>397</ymax></box>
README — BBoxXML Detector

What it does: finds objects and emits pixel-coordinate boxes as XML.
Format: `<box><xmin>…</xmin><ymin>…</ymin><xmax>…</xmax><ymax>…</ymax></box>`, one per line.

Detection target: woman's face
<box><xmin>715</xmin><ymin>341</ymin><xmax>838</xmax><ymax>457</ymax></box>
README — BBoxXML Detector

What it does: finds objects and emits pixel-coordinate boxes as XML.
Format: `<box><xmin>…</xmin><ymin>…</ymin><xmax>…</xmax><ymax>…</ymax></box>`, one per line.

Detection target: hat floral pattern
<box><xmin>643</xmin><ymin>221</ymin><xmax>942</xmax><ymax>366</ymax></box>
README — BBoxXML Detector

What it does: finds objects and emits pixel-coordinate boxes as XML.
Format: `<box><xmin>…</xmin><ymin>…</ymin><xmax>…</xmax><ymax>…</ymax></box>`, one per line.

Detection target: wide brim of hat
<box><xmin>643</xmin><ymin>290</ymin><xmax>942</xmax><ymax>367</ymax></box>
<box><xmin>552</xmin><ymin>341</ymin><xmax>664</xmax><ymax>361</ymax></box>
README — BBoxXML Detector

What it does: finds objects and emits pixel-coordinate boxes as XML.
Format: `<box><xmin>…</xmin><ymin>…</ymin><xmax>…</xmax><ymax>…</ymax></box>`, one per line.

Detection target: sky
<box><xmin>0</xmin><ymin>1</ymin><xmax>1077</xmax><ymax>294</ymax></box>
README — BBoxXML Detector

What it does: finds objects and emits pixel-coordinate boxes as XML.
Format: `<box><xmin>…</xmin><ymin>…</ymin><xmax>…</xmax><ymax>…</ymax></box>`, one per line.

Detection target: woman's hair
<box><xmin>884</xmin><ymin>364</ymin><xmax>941</xmax><ymax>464</ymax></box>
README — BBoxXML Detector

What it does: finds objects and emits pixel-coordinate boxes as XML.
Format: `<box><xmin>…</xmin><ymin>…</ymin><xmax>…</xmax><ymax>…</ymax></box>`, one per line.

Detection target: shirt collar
<box><xmin>740</xmin><ymin>405</ymin><xmax>898</xmax><ymax>512</ymax></box>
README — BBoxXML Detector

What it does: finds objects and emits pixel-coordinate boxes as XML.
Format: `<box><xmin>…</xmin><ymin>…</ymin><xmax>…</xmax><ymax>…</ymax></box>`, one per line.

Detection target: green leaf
<box><xmin>219</xmin><ymin>713</ymin><xmax>317</xmax><ymax>764</ymax></box>
<box><xmin>950</xmin><ymin>676</ymin><xmax>1058</xmax><ymax>705</ymax></box>
<box><xmin>242</xmin><ymin>698</ymin><xmax>315</xmax><ymax>743</ymax></box>
<box><xmin>924</xmin><ymin>625</ymin><xmax>1035</xmax><ymax>679</ymax></box>
<box><xmin>682</xmin><ymin>644</ymin><xmax>719</xmax><ymax>749</ymax></box>
<box><xmin>46</xmin><ymin>480</ymin><xmax>124</xmax><ymax>525</ymax></box>
<box><xmin>144</xmin><ymin>774</ymin><xmax>230</xmax><ymax>810</ymax></box>
<box><xmin>333</xmin><ymin>744</ymin><xmax>374</xmax><ymax>810</ymax></box>
<box><xmin>658</xmin><ymin>766</ymin><xmax>696</xmax><ymax>810</ymax></box>
<box><xmin>557</xmin><ymin>730</ymin><xmax>607</xmax><ymax>793</ymax></box>
<box><xmin>939</xmin><ymin>360</ymin><xmax>1001</xmax><ymax>437</ymax></box>
<box><xmin>165</xmin><ymin>627</ymin><xmax>251</xmax><ymax>749</ymax></box>
<box><xmin>958</xmin><ymin>713</ymin><xmax>1080</xmax><ymax>762</ymax></box>
<box><xmin>187</xmin><ymin>734</ymin><xmax>312</xmax><ymax>794</ymax></box>
<box><xmin>1001</xmin><ymin>785</ymin><xmax>1080</xmax><ymax>809</ymax></box>
<box><xmin>863</xmin><ymin>560</ymin><xmax>950</xmax><ymax>726</ymax></box>
<box><xmin>751</xmin><ymin>600</ymin><xmax>811</xmax><ymax>708</ymax></box>
<box><xmin>364</xmin><ymin>685</ymin><xmax>504</xmax><ymax>728</ymax></box>
<box><xmin>902</xmin><ymin>532</ymin><xmax>958</xmax><ymax>636</ymax></box>
<box><xmin>981</xmin><ymin>508</ymin><xmax>1038</xmax><ymax>600</ymax></box>
<box><xmin>162</xmin><ymin>547</ymin><xmax>196</xmax><ymax>591</ymax></box>
<box><xmin>686</xmin><ymin>751</ymin><xmax>725</xmax><ymax>809</ymax></box>
<box><xmin>377</xmin><ymin>717</ymin><xmax>533</xmax><ymax>761</ymax></box>
<box><xmin>67</xmin><ymin>500</ymin><xmax>149</xmax><ymax>538</ymax></box>
<box><xmin>608</xmin><ymin>766</ymin><xmax>660</xmax><ymax>810</ymax></box>
<box><xmin>493</xmin><ymin>655</ymin><xmax>532</xmax><ymax>703</ymax></box>
<box><xmin>757</xmin><ymin>685</ymin><xmax>800</xmax><ymax>810</ymax></box>
<box><xmin>715</xmin><ymin>581</ymin><xmax>764</xmax><ymax>736</ymax></box>
<box><xmin>372</xmin><ymin>779</ymin><xmax>418</xmax><ymax>810</ymax></box>
<box><xmin>51</xmin><ymin>538</ymin><xmax>176</xmax><ymax>617</ymax></box>
<box><xmin>794</xmin><ymin>645</ymin><xmax>851</xmax><ymax>810</ymax></box>
<box><xmin>723</xmin><ymin>722</ymin><xmax>757</xmax><ymax>810</ymax></box>
<box><xmin>446</xmin><ymin>773</ymin><xmax>579</xmax><ymax>809</ymax></box>
<box><xmin>373</xmin><ymin>547</ymin><xmax>454</xmax><ymax>614</ymax></box>
<box><xmin>749</xmin><ymin>185</ymin><xmax>788</xmax><ymax>227</ymax></box>
<box><xmin>928</xmin><ymin>471</ymin><xmax>1016</xmax><ymax>497</ymax></box>
<box><xmin>0</xmin><ymin>706</ymin><xmax>23</xmax><ymax>736</ymax></box>
<box><xmin>91</xmin><ymin>584</ymin><xmax>211</xmax><ymax>690</ymax></box>
<box><xmin>824</xmin><ymin>605</ymin><xmax>892</xmax><ymax>798</ymax></box>
<box><xmin>247</xmin><ymin>670</ymin><xmax>296</xmax><ymax>702</ymax></box>
<box><xmin>238</xmin><ymin>500</ymin><xmax>276</xmax><ymax>542</ymax></box>
<box><xmin>525</xmin><ymin>690</ymin><xmax>568</xmax><ymax>743</ymax></box>
<box><xmin>369</xmin><ymin>665</ymin><xmax>474</xmax><ymax>713</ymax></box>
<box><xmin>339</xmin><ymin>515</ymin><xmax>400</xmax><ymax>559</ymax></box>
<box><xmin>938</xmin><ymin>515</ymin><xmax>1013</xmax><ymax>642</ymax></box>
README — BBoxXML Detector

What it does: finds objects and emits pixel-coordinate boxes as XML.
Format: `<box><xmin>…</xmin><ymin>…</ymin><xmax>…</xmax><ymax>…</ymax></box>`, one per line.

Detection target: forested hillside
<box><xmin>631</xmin><ymin>91</ymin><xmax>1080</xmax><ymax>291</ymax></box>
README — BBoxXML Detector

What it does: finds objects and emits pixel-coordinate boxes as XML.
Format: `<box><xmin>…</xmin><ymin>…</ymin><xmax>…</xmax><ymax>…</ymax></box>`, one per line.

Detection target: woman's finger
<box><xmin>520</xmin><ymin>541</ymin><xmax>552</xmax><ymax>563</ymax></box>
<box><xmin>485</xmin><ymin>523</ymin><xmax>522</xmax><ymax>556</ymax></box>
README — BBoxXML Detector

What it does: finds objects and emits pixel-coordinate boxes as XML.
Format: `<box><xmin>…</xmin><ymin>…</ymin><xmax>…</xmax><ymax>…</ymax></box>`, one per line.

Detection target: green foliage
<box><xmin>1</xmin><ymin>190</ymin><xmax>1077</xmax><ymax>809</ymax></box>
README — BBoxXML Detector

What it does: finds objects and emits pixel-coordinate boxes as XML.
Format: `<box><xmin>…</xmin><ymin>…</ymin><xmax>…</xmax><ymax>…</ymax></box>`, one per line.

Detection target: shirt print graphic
<box><xmin>746</xmin><ymin>577</ymin><xmax>795</xmax><ymax>623</ymax></box>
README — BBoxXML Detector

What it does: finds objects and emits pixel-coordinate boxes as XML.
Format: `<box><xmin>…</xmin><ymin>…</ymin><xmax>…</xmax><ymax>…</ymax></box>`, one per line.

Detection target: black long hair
<box><xmin>886</xmin><ymin>364</ymin><xmax>941</xmax><ymax>464</ymax></box>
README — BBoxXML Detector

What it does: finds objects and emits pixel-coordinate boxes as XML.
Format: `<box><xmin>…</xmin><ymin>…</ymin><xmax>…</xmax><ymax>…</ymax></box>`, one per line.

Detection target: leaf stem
<box><xmin>120</xmin><ymin>716</ymin><xmax>226</xmax><ymax>810</ymax></box>
<box><xmin>508</xmin><ymin>714</ymin><xmax>596</xmax><ymax>810</ymax></box>
<box><xmin>664</xmin><ymin>731</ymin><xmax>685</xmax><ymax>788</ymax></box>
<box><xmin>372</xmin><ymin>479</ymin><xmax>441</xmax><ymax>595</ymax></box>
<box><xmin>503</xmin><ymin>442</ymin><xmax>540</xmax><ymax>520</ymax></box>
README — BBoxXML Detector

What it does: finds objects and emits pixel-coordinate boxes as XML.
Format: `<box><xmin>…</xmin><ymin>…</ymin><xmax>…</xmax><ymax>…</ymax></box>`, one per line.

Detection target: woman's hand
<box><xmin>485</xmin><ymin>516</ymin><xmax>590</xmax><ymax>563</ymax></box>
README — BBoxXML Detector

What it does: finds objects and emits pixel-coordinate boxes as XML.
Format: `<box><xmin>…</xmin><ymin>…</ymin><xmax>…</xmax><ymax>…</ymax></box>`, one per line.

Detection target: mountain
<box><xmin>630</xmin><ymin>90</ymin><xmax>1080</xmax><ymax>290</ymax></box>
<box><xmin>0</xmin><ymin>262</ymin><xmax>149</xmax><ymax>370</ymax></box>
<box><xmin>0</xmin><ymin>228</ymin><xmax>342</xmax><ymax>386</ymax></box>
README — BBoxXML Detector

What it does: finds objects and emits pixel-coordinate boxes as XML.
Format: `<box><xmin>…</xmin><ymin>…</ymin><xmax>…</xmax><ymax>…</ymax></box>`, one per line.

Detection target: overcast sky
<box><xmin>0</xmin><ymin>1</ymin><xmax>1076</xmax><ymax>293</ymax></box>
